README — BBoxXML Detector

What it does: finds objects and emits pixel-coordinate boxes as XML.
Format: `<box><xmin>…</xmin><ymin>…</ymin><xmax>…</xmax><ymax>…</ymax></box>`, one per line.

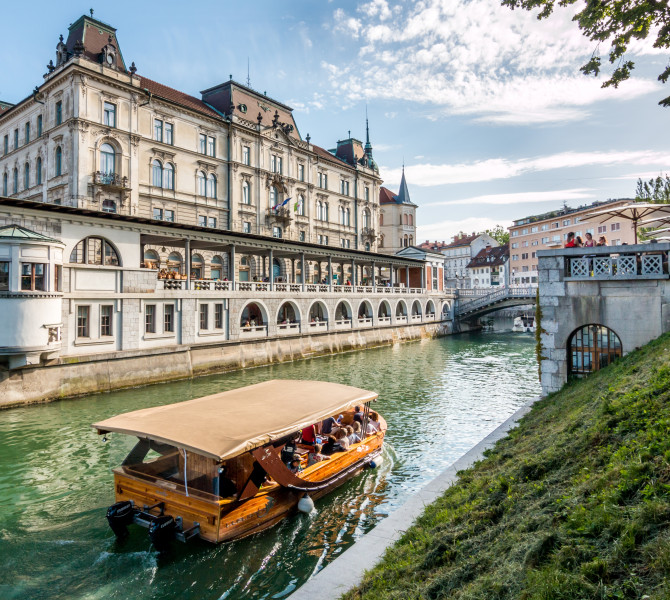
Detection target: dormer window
<box><xmin>101</xmin><ymin>41</ymin><xmax>117</xmax><ymax>69</ymax></box>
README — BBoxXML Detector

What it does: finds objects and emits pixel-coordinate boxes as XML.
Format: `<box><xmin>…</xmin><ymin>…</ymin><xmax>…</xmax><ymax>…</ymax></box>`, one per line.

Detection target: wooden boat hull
<box><xmin>112</xmin><ymin>430</ymin><xmax>385</xmax><ymax>544</ymax></box>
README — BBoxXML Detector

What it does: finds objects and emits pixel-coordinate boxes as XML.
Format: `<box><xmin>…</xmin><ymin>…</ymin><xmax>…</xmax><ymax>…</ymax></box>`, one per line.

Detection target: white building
<box><xmin>465</xmin><ymin>244</ymin><xmax>509</xmax><ymax>288</ymax></box>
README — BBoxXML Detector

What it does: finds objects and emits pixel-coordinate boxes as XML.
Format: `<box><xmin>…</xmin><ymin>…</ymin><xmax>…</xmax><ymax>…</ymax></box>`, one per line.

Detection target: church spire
<box><xmin>396</xmin><ymin>165</ymin><xmax>411</xmax><ymax>205</ymax></box>
<box><xmin>364</xmin><ymin>105</ymin><xmax>373</xmax><ymax>157</ymax></box>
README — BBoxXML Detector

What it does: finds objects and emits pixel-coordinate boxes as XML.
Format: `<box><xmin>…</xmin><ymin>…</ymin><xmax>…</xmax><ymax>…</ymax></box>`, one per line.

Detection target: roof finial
<box><xmin>247</xmin><ymin>57</ymin><xmax>251</xmax><ymax>87</ymax></box>
<box><xmin>90</xmin><ymin>8</ymin><xmax>94</xmax><ymax>18</ymax></box>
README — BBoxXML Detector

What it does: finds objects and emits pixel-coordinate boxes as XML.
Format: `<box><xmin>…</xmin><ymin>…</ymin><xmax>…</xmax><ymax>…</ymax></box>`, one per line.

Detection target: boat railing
<box><xmin>117</xmin><ymin>466</ymin><xmax>222</xmax><ymax>504</ymax></box>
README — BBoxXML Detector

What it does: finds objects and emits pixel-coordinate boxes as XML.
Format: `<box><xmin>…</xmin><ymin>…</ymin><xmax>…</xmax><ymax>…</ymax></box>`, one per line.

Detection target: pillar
<box><xmin>184</xmin><ymin>239</ymin><xmax>191</xmax><ymax>290</ymax></box>
<box><xmin>406</xmin><ymin>266</ymin><xmax>410</xmax><ymax>288</ymax></box>
<box><xmin>328</xmin><ymin>256</ymin><xmax>333</xmax><ymax>290</ymax></box>
<box><xmin>352</xmin><ymin>259</ymin><xmax>357</xmax><ymax>286</ymax></box>
<box><xmin>269</xmin><ymin>249</ymin><xmax>274</xmax><ymax>290</ymax></box>
<box><xmin>301</xmin><ymin>253</ymin><xmax>306</xmax><ymax>291</ymax></box>
<box><xmin>230</xmin><ymin>245</ymin><xmax>236</xmax><ymax>291</ymax></box>
<box><xmin>421</xmin><ymin>264</ymin><xmax>425</xmax><ymax>290</ymax></box>
<box><xmin>390</xmin><ymin>264</ymin><xmax>394</xmax><ymax>286</ymax></box>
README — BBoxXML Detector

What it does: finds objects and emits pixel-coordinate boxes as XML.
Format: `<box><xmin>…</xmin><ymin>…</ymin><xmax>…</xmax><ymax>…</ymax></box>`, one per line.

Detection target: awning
<box><xmin>93</xmin><ymin>380</ymin><xmax>377</xmax><ymax>460</ymax></box>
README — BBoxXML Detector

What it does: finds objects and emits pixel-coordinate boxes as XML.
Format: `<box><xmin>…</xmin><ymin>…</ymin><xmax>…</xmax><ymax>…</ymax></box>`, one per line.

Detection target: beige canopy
<box><xmin>93</xmin><ymin>380</ymin><xmax>378</xmax><ymax>461</ymax></box>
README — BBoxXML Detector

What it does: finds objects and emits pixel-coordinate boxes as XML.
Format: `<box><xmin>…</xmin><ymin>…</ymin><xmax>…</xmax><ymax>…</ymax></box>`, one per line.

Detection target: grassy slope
<box><xmin>344</xmin><ymin>333</ymin><xmax>670</xmax><ymax>600</ymax></box>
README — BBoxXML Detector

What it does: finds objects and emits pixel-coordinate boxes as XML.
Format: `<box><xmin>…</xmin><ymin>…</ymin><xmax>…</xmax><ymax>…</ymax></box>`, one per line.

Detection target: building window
<box><xmin>198</xmin><ymin>215</ymin><xmax>207</xmax><ymax>227</ymax></box>
<box><xmin>102</xmin><ymin>200</ymin><xmax>117</xmax><ymax>213</ymax></box>
<box><xmin>318</xmin><ymin>172</ymin><xmax>327</xmax><ymax>189</ymax></box>
<box><xmin>208</xmin><ymin>217</ymin><xmax>216</xmax><ymax>228</ymax></box>
<box><xmin>242</xmin><ymin>181</ymin><xmax>251</xmax><ymax>204</ymax></box>
<box><xmin>208</xmin><ymin>136</ymin><xmax>216</xmax><ymax>157</ymax></box>
<box><xmin>0</xmin><ymin>261</ymin><xmax>9</xmax><ymax>290</ymax></box>
<box><xmin>207</xmin><ymin>174</ymin><xmax>217</xmax><ymax>198</ymax></box>
<box><xmin>299</xmin><ymin>230</ymin><xmax>305</xmax><ymax>242</ymax></box>
<box><xmin>214</xmin><ymin>303</ymin><xmax>223</xmax><ymax>329</ymax></box>
<box><xmin>365</xmin><ymin>187</ymin><xmax>370</xmax><ymax>201</ymax></box>
<box><xmin>37</xmin><ymin>115</ymin><xmax>43</xmax><ymax>137</ymax></box>
<box><xmin>164</xmin><ymin>163</ymin><xmax>174</xmax><ymax>190</ymax></box>
<box><xmin>243</xmin><ymin>221</ymin><xmax>251</xmax><ymax>234</ymax></box>
<box><xmin>24</xmin><ymin>163</ymin><xmax>29</xmax><ymax>189</ymax></box>
<box><xmin>164</xmin><ymin>209</ymin><xmax>174</xmax><ymax>222</ymax></box>
<box><xmin>242</xmin><ymin>145</ymin><xmax>250</xmax><ymax>165</ymax></box>
<box><xmin>3</xmin><ymin>135</ymin><xmax>7</xmax><ymax>155</ymax></box>
<box><xmin>297</xmin><ymin>194</ymin><xmax>305</xmax><ymax>216</ymax></box>
<box><xmin>598</xmin><ymin>225</ymin><xmax>607</xmax><ymax>234</ymax></box>
<box><xmin>99</xmin><ymin>143</ymin><xmax>115</xmax><ymax>175</ymax></box>
<box><xmin>273</xmin><ymin>226</ymin><xmax>282</xmax><ymax>238</ymax></box>
<box><xmin>611</xmin><ymin>223</ymin><xmax>620</xmax><ymax>232</ymax></box>
<box><xmin>103</xmin><ymin>102</ymin><xmax>116</xmax><ymax>127</ymax></box>
<box><xmin>55</xmin><ymin>101</ymin><xmax>62</xmax><ymax>125</ymax></box>
<box><xmin>36</xmin><ymin>157</ymin><xmax>42</xmax><ymax>185</ymax></box>
<box><xmin>199</xmin><ymin>304</ymin><xmax>208</xmax><ymax>330</ymax></box>
<box><xmin>2</xmin><ymin>173</ymin><xmax>6</xmax><ymax>195</ymax></box>
<box><xmin>568</xmin><ymin>324</ymin><xmax>622</xmax><ymax>378</ymax></box>
<box><xmin>271</xmin><ymin>155</ymin><xmax>283</xmax><ymax>174</ymax></box>
<box><xmin>153</xmin><ymin>207</ymin><xmax>163</xmax><ymax>220</ymax></box>
<box><xmin>164</xmin><ymin>304</ymin><xmax>174</xmax><ymax>333</ymax></box>
<box><xmin>154</xmin><ymin>119</ymin><xmax>163</xmax><ymax>142</ymax></box>
<box><xmin>541</xmin><ymin>237</ymin><xmax>549</xmax><ymax>244</ymax></box>
<box><xmin>70</xmin><ymin>237</ymin><xmax>120</xmax><ymax>266</ymax></box>
<box><xmin>298</xmin><ymin>163</ymin><xmax>304</xmax><ymax>181</ymax></box>
<box><xmin>198</xmin><ymin>171</ymin><xmax>207</xmax><ymax>196</ymax></box>
<box><xmin>340</xmin><ymin>180</ymin><xmax>349</xmax><ymax>196</ymax></box>
<box><xmin>165</xmin><ymin>123</ymin><xmax>173</xmax><ymax>145</ymax></box>
<box><xmin>100</xmin><ymin>305</ymin><xmax>113</xmax><ymax>336</ymax></box>
<box><xmin>145</xmin><ymin>305</ymin><xmax>156</xmax><ymax>334</ymax></box>
<box><xmin>152</xmin><ymin>160</ymin><xmax>162</xmax><ymax>187</ymax></box>
<box><xmin>12</xmin><ymin>169</ymin><xmax>18</xmax><ymax>194</ymax></box>
<box><xmin>25</xmin><ymin>122</ymin><xmax>30</xmax><ymax>144</ymax></box>
<box><xmin>77</xmin><ymin>306</ymin><xmax>90</xmax><ymax>338</ymax></box>
<box><xmin>270</xmin><ymin>185</ymin><xmax>278</xmax><ymax>206</ymax></box>
<box><xmin>20</xmin><ymin>263</ymin><xmax>45</xmax><ymax>291</ymax></box>
<box><xmin>13</xmin><ymin>129</ymin><xmax>18</xmax><ymax>150</ymax></box>
<box><xmin>55</xmin><ymin>146</ymin><xmax>62</xmax><ymax>176</ymax></box>
<box><xmin>211</xmin><ymin>256</ymin><xmax>223</xmax><ymax>280</ymax></box>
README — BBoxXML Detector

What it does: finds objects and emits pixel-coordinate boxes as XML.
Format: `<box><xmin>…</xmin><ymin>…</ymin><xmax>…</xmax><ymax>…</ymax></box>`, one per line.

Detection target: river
<box><xmin>0</xmin><ymin>332</ymin><xmax>540</xmax><ymax>600</ymax></box>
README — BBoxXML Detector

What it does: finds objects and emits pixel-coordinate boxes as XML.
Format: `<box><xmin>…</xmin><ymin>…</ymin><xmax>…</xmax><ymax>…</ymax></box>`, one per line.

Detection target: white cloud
<box><xmin>380</xmin><ymin>150</ymin><xmax>670</xmax><ymax>187</ymax></box>
<box><xmin>327</xmin><ymin>0</ymin><xmax>660</xmax><ymax>123</ymax></box>
<box><xmin>423</xmin><ymin>188</ymin><xmax>596</xmax><ymax>207</ymax></box>
<box><xmin>417</xmin><ymin>216</ymin><xmax>504</xmax><ymax>244</ymax></box>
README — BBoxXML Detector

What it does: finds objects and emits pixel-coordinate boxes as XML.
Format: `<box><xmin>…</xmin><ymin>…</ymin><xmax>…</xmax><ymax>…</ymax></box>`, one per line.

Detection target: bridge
<box><xmin>454</xmin><ymin>286</ymin><xmax>537</xmax><ymax>319</ymax></box>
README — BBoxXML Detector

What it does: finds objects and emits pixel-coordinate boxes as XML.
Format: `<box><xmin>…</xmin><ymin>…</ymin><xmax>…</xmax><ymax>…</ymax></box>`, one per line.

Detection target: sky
<box><xmin>2</xmin><ymin>0</ymin><xmax>669</xmax><ymax>243</ymax></box>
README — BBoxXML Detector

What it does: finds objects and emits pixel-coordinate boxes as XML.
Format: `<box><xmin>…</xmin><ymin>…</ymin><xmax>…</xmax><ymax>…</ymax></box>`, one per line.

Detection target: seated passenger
<box><xmin>353</xmin><ymin>406</ymin><xmax>364</xmax><ymax>424</ymax></box>
<box><xmin>216</xmin><ymin>465</ymin><xmax>237</xmax><ymax>498</ymax></box>
<box><xmin>301</xmin><ymin>424</ymin><xmax>317</xmax><ymax>446</ymax></box>
<box><xmin>366</xmin><ymin>411</ymin><xmax>381</xmax><ymax>435</ymax></box>
<box><xmin>348</xmin><ymin>424</ymin><xmax>361</xmax><ymax>445</ymax></box>
<box><xmin>281</xmin><ymin>433</ymin><xmax>300</xmax><ymax>464</ymax></box>
<box><xmin>321</xmin><ymin>416</ymin><xmax>338</xmax><ymax>435</ymax></box>
<box><xmin>334</xmin><ymin>428</ymin><xmax>350</xmax><ymax>450</ymax></box>
<box><xmin>288</xmin><ymin>453</ymin><xmax>303</xmax><ymax>474</ymax></box>
<box><xmin>320</xmin><ymin>435</ymin><xmax>342</xmax><ymax>456</ymax></box>
<box><xmin>307</xmin><ymin>443</ymin><xmax>331</xmax><ymax>466</ymax></box>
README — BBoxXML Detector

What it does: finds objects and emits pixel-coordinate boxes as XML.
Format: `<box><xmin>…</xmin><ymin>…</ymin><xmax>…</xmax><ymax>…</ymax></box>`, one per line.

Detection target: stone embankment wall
<box><xmin>0</xmin><ymin>321</ymin><xmax>455</xmax><ymax>408</ymax></box>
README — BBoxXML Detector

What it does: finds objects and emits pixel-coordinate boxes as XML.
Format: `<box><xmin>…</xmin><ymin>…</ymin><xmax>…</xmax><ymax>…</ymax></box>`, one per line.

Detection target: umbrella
<box><xmin>584</xmin><ymin>203</ymin><xmax>670</xmax><ymax>244</ymax></box>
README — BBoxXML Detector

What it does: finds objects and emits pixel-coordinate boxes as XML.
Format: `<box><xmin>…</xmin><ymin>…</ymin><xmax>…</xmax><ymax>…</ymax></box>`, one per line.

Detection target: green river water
<box><xmin>0</xmin><ymin>332</ymin><xmax>540</xmax><ymax>600</ymax></box>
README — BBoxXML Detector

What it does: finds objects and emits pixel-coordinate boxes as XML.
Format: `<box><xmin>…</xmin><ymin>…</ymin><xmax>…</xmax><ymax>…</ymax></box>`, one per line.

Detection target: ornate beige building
<box><xmin>378</xmin><ymin>168</ymin><xmax>417</xmax><ymax>254</ymax></box>
<box><xmin>0</xmin><ymin>13</ymin><xmax>382</xmax><ymax>281</ymax></box>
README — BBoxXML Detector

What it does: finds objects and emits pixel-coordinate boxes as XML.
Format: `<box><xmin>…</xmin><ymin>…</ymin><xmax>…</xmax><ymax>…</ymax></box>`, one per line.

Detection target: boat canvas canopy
<box><xmin>93</xmin><ymin>380</ymin><xmax>378</xmax><ymax>461</ymax></box>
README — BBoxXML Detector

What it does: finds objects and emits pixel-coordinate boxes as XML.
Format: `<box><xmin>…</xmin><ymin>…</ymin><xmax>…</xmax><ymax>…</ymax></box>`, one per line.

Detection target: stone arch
<box><xmin>411</xmin><ymin>299</ymin><xmax>422</xmax><ymax>316</ymax></box>
<box><xmin>191</xmin><ymin>253</ymin><xmax>204</xmax><ymax>279</ymax></box>
<box><xmin>308</xmin><ymin>300</ymin><xmax>328</xmax><ymax>323</ymax></box>
<box><xmin>395</xmin><ymin>299</ymin><xmax>408</xmax><ymax>317</ymax></box>
<box><xmin>277</xmin><ymin>301</ymin><xmax>301</xmax><ymax>324</ymax></box>
<box><xmin>335</xmin><ymin>300</ymin><xmax>352</xmax><ymax>322</ymax></box>
<box><xmin>425</xmin><ymin>299</ymin><xmax>436</xmax><ymax>317</ymax></box>
<box><xmin>358</xmin><ymin>300</ymin><xmax>373</xmax><ymax>319</ymax></box>
<box><xmin>167</xmin><ymin>251</ymin><xmax>183</xmax><ymax>274</ymax></box>
<box><xmin>441</xmin><ymin>301</ymin><xmax>451</xmax><ymax>319</ymax></box>
<box><xmin>238</xmin><ymin>255</ymin><xmax>251</xmax><ymax>281</ymax></box>
<box><xmin>567</xmin><ymin>323</ymin><xmax>622</xmax><ymax>378</ymax></box>
<box><xmin>240</xmin><ymin>301</ymin><xmax>268</xmax><ymax>327</ymax></box>
<box><xmin>210</xmin><ymin>255</ymin><xmax>224</xmax><ymax>280</ymax></box>
<box><xmin>69</xmin><ymin>236</ymin><xmax>122</xmax><ymax>266</ymax></box>
<box><xmin>143</xmin><ymin>248</ymin><xmax>159</xmax><ymax>269</ymax></box>
<box><xmin>378</xmin><ymin>300</ymin><xmax>391</xmax><ymax>318</ymax></box>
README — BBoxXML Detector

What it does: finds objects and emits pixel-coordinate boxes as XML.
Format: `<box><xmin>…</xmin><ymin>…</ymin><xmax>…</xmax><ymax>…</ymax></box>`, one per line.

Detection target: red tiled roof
<box><xmin>311</xmin><ymin>143</ymin><xmax>352</xmax><ymax>169</ymax></box>
<box><xmin>379</xmin><ymin>186</ymin><xmax>397</xmax><ymax>204</ymax></box>
<box><xmin>466</xmin><ymin>245</ymin><xmax>509</xmax><ymax>269</ymax></box>
<box><xmin>140</xmin><ymin>77</ymin><xmax>222</xmax><ymax>120</ymax></box>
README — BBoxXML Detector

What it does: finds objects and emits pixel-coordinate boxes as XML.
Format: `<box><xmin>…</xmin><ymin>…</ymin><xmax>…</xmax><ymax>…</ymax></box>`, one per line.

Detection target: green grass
<box><xmin>344</xmin><ymin>333</ymin><xmax>670</xmax><ymax>599</ymax></box>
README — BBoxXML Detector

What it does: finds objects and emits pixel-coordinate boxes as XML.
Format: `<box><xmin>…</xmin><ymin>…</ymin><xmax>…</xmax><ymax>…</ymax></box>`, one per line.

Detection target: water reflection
<box><xmin>0</xmin><ymin>332</ymin><xmax>539</xmax><ymax>600</ymax></box>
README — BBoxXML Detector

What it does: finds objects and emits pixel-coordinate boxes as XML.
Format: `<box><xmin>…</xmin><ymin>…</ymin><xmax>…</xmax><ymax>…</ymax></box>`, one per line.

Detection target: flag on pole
<box><xmin>281</xmin><ymin>197</ymin><xmax>291</xmax><ymax>207</ymax></box>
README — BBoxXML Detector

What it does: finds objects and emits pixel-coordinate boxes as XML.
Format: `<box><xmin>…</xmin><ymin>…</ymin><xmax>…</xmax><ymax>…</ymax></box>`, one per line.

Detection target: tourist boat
<box><xmin>93</xmin><ymin>380</ymin><xmax>386</xmax><ymax>549</ymax></box>
<box><xmin>512</xmin><ymin>314</ymin><xmax>536</xmax><ymax>333</ymax></box>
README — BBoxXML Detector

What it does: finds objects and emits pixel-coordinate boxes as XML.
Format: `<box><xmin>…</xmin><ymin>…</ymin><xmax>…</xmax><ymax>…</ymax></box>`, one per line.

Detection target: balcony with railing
<box><xmin>561</xmin><ymin>244</ymin><xmax>670</xmax><ymax>280</ymax></box>
<box><xmin>266</xmin><ymin>207</ymin><xmax>292</xmax><ymax>222</ymax></box>
<box><xmin>93</xmin><ymin>172</ymin><xmax>130</xmax><ymax>190</ymax></box>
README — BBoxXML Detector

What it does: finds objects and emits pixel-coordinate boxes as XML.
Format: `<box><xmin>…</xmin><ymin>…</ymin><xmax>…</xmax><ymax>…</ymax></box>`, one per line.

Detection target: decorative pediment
<box><xmin>152</xmin><ymin>147</ymin><xmax>176</xmax><ymax>161</ymax></box>
<box><xmin>197</xmin><ymin>160</ymin><xmax>217</xmax><ymax>172</ymax></box>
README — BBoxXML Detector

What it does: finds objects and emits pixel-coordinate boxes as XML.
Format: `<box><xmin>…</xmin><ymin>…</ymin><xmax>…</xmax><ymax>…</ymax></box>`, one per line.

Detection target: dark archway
<box><xmin>568</xmin><ymin>324</ymin><xmax>622</xmax><ymax>378</ymax></box>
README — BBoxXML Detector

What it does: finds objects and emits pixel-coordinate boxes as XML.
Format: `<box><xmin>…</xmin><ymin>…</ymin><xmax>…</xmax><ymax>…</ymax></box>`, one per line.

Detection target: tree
<box><xmin>501</xmin><ymin>0</ymin><xmax>670</xmax><ymax>106</ymax></box>
<box><xmin>635</xmin><ymin>174</ymin><xmax>670</xmax><ymax>203</ymax></box>
<box><xmin>484</xmin><ymin>225</ymin><xmax>510</xmax><ymax>245</ymax></box>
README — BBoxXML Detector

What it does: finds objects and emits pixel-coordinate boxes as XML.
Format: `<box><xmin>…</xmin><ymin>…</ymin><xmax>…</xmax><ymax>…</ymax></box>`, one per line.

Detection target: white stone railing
<box><xmin>161</xmin><ymin>279</ymin><xmax>184</xmax><ymax>290</ymax></box>
<box><xmin>334</xmin><ymin>319</ymin><xmax>352</xmax><ymax>328</ymax></box>
<box><xmin>357</xmin><ymin>317</ymin><xmax>373</xmax><ymax>326</ymax></box>
<box><xmin>240</xmin><ymin>325</ymin><xmax>267</xmax><ymax>336</ymax></box>
<box><xmin>277</xmin><ymin>322</ymin><xmax>300</xmax><ymax>334</ymax></box>
<box><xmin>411</xmin><ymin>314</ymin><xmax>422</xmax><ymax>322</ymax></box>
<box><xmin>395</xmin><ymin>315</ymin><xmax>408</xmax><ymax>323</ymax></box>
<box><xmin>377</xmin><ymin>316</ymin><xmax>391</xmax><ymax>324</ymax></box>
<box><xmin>192</xmin><ymin>280</ymin><xmax>232</xmax><ymax>291</ymax></box>
<box><xmin>308</xmin><ymin>320</ymin><xmax>328</xmax><ymax>329</ymax></box>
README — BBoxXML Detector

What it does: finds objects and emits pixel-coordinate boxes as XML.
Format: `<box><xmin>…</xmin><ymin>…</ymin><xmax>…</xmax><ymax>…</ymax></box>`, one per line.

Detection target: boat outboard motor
<box><xmin>106</xmin><ymin>500</ymin><xmax>135</xmax><ymax>538</ymax></box>
<box><xmin>148</xmin><ymin>515</ymin><xmax>176</xmax><ymax>552</ymax></box>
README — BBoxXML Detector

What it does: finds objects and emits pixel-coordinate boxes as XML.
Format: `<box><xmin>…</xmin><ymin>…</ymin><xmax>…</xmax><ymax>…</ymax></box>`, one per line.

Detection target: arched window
<box><xmin>409</xmin><ymin>214</ymin><xmax>414</xmax><ymax>226</ymax></box>
<box><xmin>100</xmin><ymin>143</ymin><xmax>115</xmax><ymax>174</ymax></box>
<box><xmin>207</xmin><ymin>174</ymin><xmax>217</xmax><ymax>198</ymax></box>
<box><xmin>409</xmin><ymin>235</ymin><xmax>414</xmax><ymax>246</ymax></box>
<box><xmin>346</xmin><ymin>208</ymin><xmax>351</xmax><ymax>226</ymax></box>
<box><xmin>69</xmin><ymin>236</ymin><xmax>120</xmax><ymax>266</ymax></box>
<box><xmin>2</xmin><ymin>173</ymin><xmax>7</xmax><ymax>196</ymax></box>
<box><xmin>365</xmin><ymin>242</ymin><xmax>371</xmax><ymax>251</ymax></box>
<box><xmin>241</xmin><ymin>302</ymin><xmax>265</xmax><ymax>328</ymax></box>
<box><xmin>324</xmin><ymin>202</ymin><xmax>329</xmax><ymax>221</ymax></box>
<box><xmin>24</xmin><ymin>163</ymin><xmax>30</xmax><ymax>190</ymax></box>
<box><xmin>197</xmin><ymin>171</ymin><xmax>207</xmax><ymax>196</ymax></box>
<box><xmin>191</xmin><ymin>254</ymin><xmax>204</xmax><ymax>279</ymax></box>
<box><xmin>239</xmin><ymin>256</ymin><xmax>250</xmax><ymax>282</ymax></box>
<box><xmin>167</xmin><ymin>252</ymin><xmax>182</xmax><ymax>274</ymax></box>
<box><xmin>297</xmin><ymin>194</ymin><xmax>305</xmax><ymax>216</ymax></box>
<box><xmin>362</xmin><ymin>209</ymin><xmax>370</xmax><ymax>229</ymax></box>
<box><xmin>316</xmin><ymin>201</ymin><xmax>322</xmax><ymax>220</ymax></box>
<box><xmin>379</xmin><ymin>234</ymin><xmax>384</xmax><ymax>248</ymax></box>
<box><xmin>164</xmin><ymin>162</ymin><xmax>174</xmax><ymax>190</ymax></box>
<box><xmin>403</xmin><ymin>214</ymin><xmax>408</xmax><ymax>225</ymax></box>
<box><xmin>144</xmin><ymin>249</ymin><xmax>159</xmax><ymax>269</ymax></box>
<box><xmin>102</xmin><ymin>199</ymin><xmax>117</xmax><ymax>213</ymax></box>
<box><xmin>13</xmin><ymin>168</ymin><xmax>18</xmax><ymax>194</ymax></box>
<box><xmin>36</xmin><ymin>157</ymin><xmax>42</xmax><ymax>185</ymax></box>
<box><xmin>339</xmin><ymin>206</ymin><xmax>344</xmax><ymax>225</ymax></box>
<box><xmin>55</xmin><ymin>146</ymin><xmax>62</xmax><ymax>176</ymax></box>
<box><xmin>568</xmin><ymin>324</ymin><xmax>622</xmax><ymax>378</ymax></box>
<box><xmin>242</xmin><ymin>181</ymin><xmax>250</xmax><ymax>205</ymax></box>
<box><xmin>152</xmin><ymin>159</ymin><xmax>163</xmax><ymax>187</ymax></box>
<box><xmin>211</xmin><ymin>255</ymin><xmax>223</xmax><ymax>280</ymax></box>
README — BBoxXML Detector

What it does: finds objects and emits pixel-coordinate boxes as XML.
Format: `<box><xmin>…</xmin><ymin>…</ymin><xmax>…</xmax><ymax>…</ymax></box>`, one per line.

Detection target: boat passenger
<box><xmin>353</xmin><ymin>406</ymin><xmax>364</xmax><ymax>424</ymax></box>
<box><xmin>366</xmin><ymin>411</ymin><xmax>381</xmax><ymax>435</ymax></box>
<box><xmin>288</xmin><ymin>453</ymin><xmax>303</xmax><ymax>473</ymax></box>
<box><xmin>307</xmin><ymin>444</ymin><xmax>331</xmax><ymax>466</ymax></box>
<box><xmin>301</xmin><ymin>424</ymin><xmax>317</xmax><ymax>446</ymax></box>
<box><xmin>321</xmin><ymin>416</ymin><xmax>338</xmax><ymax>435</ymax></box>
<box><xmin>334</xmin><ymin>428</ymin><xmax>350</xmax><ymax>450</ymax></box>
<box><xmin>348</xmin><ymin>424</ymin><xmax>361</xmax><ymax>445</ymax></box>
<box><xmin>281</xmin><ymin>433</ymin><xmax>300</xmax><ymax>465</ymax></box>
<box><xmin>320</xmin><ymin>435</ymin><xmax>342</xmax><ymax>456</ymax></box>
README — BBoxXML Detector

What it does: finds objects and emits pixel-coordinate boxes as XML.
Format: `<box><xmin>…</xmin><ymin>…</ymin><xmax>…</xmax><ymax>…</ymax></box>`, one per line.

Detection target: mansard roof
<box><xmin>65</xmin><ymin>15</ymin><xmax>127</xmax><ymax>71</ymax></box>
<box><xmin>0</xmin><ymin>224</ymin><xmax>62</xmax><ymax>243</ymax></box>
<box><xmin>140</xmin><ymin>77</ymin><xmax>223</xmax><ymax>120</ymax></box>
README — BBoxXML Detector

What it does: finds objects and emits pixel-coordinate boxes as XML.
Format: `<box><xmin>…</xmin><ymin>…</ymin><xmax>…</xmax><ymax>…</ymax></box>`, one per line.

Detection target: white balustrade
<box><xmin>357</xmin><ymin>317</ymin><xmax>373</xmax><ymax>326</ymax></box>
<box><xmin>377</xmin><ymin>316</ymin><xmax>391</xmax><ymax>324</ymax></box>
<box><xmin>411</xmin><ymin>314</ymin><xmax>422</xmax><ymax>322</ymax></box>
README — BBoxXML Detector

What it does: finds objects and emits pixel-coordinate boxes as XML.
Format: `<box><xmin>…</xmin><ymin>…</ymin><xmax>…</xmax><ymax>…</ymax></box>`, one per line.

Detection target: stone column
<box><xmin>269</xmin><ymin>249</ymin><xmax>274</xmax><ymax>290</ymax></box>
<box><xmin>184</xmin><ymin>239</ymin><xmax>191</xmax><ymax>290</ymax></box>
<box><xmin>372</xmin><ymin>261</ymin><xmax>376</xmax><ymax>291</ymax></box>
<box><xmin>301</xmin><ymin>253</ymin><xmax>306</xmax><ymax>291</ymax></box>
<box><xmin>230</xmin><ymin>245</ymin><xmax>236</xmax><ymax>291</ymax></box>
<box><xmin>328</xmin><ymin>256</ymin><xmax>333</xmax><ymax>290</ymax></box>
<box><xmin>421</xmin><ymin>264</ymin><xmax>425</xmax><ymax>290</ymax></box>
<box><xmin>406</xmin><ymin>266</ymin><xmax>410</xmax><ymax>288</ymax></box>
<box><xmin>390</xmin><ymin>264</ymin><xmax>394</xmax><ymax>286</ymax></box>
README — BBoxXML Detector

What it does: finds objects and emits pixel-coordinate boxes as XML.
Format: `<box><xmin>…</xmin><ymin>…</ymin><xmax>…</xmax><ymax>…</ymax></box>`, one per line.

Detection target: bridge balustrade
<box><xmin>565</xmin><ymin>248</ymin><xmax>667</xmax><ymax>280</ymax></box>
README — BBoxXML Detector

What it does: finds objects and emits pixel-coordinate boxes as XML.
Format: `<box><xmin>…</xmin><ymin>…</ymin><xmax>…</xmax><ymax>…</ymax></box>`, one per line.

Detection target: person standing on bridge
<box><xmin>565</xmin><ymin>232</ymin><xmax>576</xmax><ymax>248</ymax></box>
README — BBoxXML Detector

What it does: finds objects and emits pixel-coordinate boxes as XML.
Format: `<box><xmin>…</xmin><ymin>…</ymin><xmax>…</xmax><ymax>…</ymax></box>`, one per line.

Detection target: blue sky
<box><xmin>2</xmin><ymin>0</ymin><xmax>669</xmax><ymax>242</ymax></box>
